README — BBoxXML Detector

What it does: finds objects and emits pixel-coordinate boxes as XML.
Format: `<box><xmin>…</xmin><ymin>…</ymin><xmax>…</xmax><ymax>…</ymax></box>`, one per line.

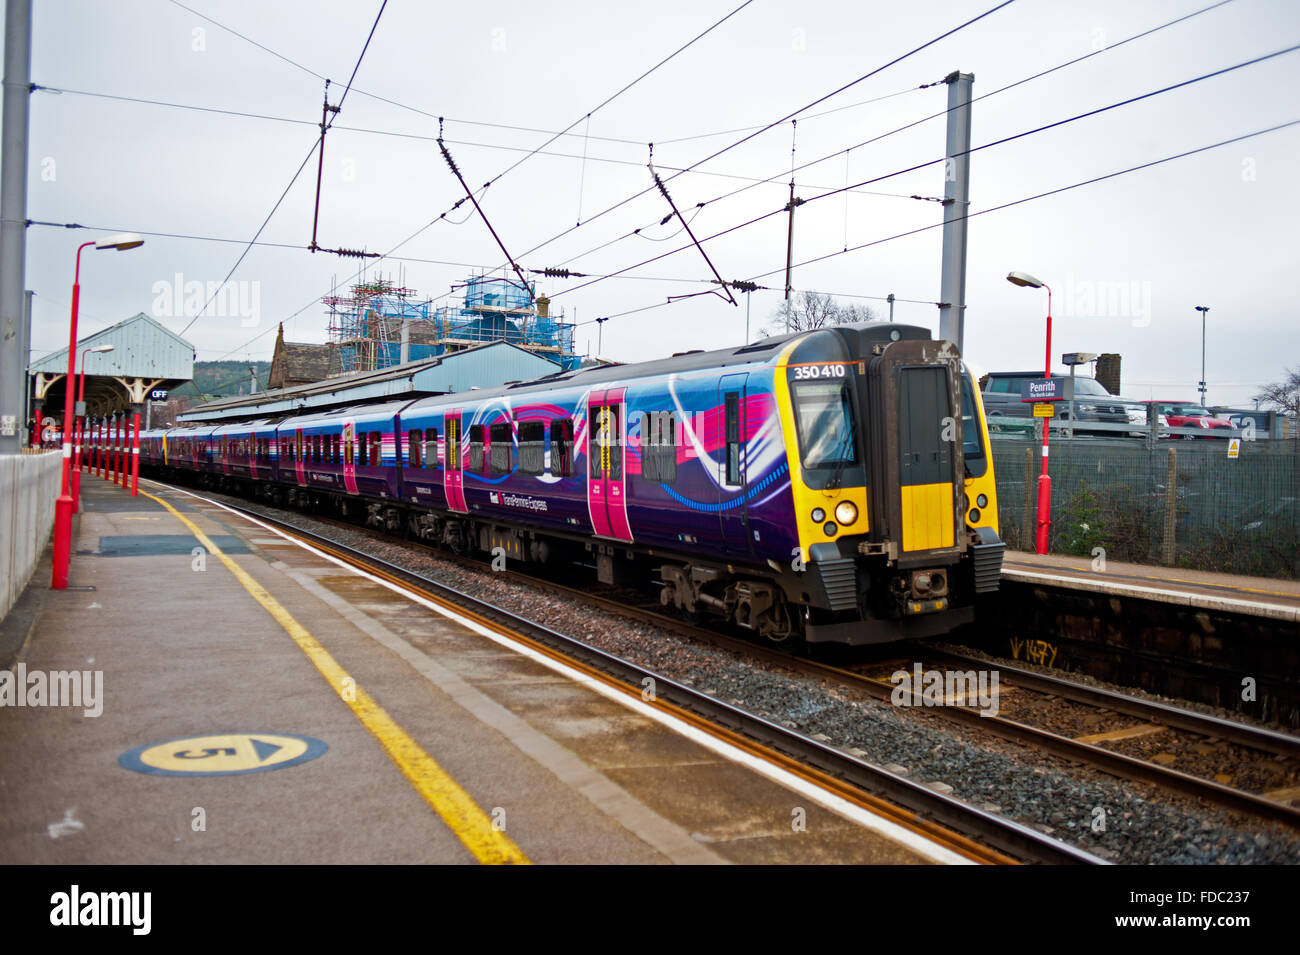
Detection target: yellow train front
<box><xmin>773</xmin><ymin>322</ymin><xmax>1004</xmax><ymax>645</ymax></box>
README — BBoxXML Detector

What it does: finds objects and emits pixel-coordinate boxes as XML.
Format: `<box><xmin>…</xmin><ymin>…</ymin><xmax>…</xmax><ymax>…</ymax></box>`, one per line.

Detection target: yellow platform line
<box><xmin>138</xmin><ymin>488</ymin><xmax>529</xmax><ymax>865</ymax></box>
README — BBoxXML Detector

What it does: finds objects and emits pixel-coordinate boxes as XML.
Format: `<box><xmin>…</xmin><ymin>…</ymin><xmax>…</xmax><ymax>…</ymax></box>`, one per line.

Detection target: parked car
<box><xmin>981</xmin><ymin>371</ymin><xmax>1153</xmax><ymax>436</ymax></box>
<box><xmin>1141</xmin><ymin>401</ymin><xmax>1237</xmax><ymax>439</ymax></box>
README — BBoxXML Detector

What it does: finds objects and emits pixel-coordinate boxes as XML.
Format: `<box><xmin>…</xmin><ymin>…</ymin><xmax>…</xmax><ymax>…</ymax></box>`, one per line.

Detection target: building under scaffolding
<box><xmin>324</xmin><ymin>275</ymin><xmax>578</xmax><ymax>375</ymax></box>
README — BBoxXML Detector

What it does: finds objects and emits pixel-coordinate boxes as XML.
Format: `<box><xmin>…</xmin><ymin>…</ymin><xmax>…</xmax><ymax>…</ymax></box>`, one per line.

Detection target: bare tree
<box><xmin>1254</xmin><ymin>367</ymin><xmax>1300</xmax><ymax>416</ymax></box>
<box><xmin>761</xmin><ymin>290</ymin><xmax>878</xmax><ymax>337</ymax></box>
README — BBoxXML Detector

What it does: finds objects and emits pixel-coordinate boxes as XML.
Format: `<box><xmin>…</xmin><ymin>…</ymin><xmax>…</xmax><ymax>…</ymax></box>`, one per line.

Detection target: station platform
<box><xmin>1003</xmin><ymin>550</ymin><xmax>1300</xmax><ymax>623</ymax></box>
<box><xmin>0</xmin><ymin>478</ymin><xmax>959</xmax><ymax>865</ymax></box>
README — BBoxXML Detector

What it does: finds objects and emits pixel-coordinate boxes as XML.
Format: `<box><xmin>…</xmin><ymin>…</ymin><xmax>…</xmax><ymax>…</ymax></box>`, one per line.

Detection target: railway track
<box><xmin>156</xmin><ymin>480</ymin><xmax>1106</xmax><ymax>865</ymax></box>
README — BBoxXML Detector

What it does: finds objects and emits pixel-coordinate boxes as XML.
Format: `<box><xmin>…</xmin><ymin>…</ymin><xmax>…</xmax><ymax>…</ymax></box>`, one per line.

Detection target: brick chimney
<box><xmin>1095</xmin><ymin>353</ymin><xmax>1121</xmax><ymax>395</ymax></box>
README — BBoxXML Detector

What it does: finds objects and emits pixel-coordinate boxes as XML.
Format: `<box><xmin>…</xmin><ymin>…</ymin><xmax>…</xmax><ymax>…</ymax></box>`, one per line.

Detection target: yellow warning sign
<box><xmin>1227</xmin><ymin>438</ymin><xmax>1241</xmax><ymax>459</ymax></box>
<box><xmin>119</xmin><ymin>733</ymin><xmax>327</xmax><ymax>776</ymax></box>
<box><xmin>1032</xmin><ymin>402</ymin><xmax>1055</xmax><ymax>417</ymax></box>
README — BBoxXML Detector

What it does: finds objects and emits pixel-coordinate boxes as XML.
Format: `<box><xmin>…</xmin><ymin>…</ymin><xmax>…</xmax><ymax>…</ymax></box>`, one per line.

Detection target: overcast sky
<box><xmin>8</xmin><ymin>0</ymin><xmax>1299</xmax><ymax>407</ymax></box>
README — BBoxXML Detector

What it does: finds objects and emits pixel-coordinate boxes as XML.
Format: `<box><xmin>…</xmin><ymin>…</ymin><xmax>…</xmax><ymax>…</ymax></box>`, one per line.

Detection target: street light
<box><xmin>1194</xmin><ymin>305</ymin><xmax>1210</xmax><ymax>407</ymax></box>
<box><xmin>71</xmin><ymin>344</ymin><xmax>114</xmax><ymax>513</ymax></box>
<box><xmin>1007</xmin><ymin>270</ymin><xmax>1054</xmax><ymax>555</ymax></box>
<box><xmin>52</xmin><ymin>234</ymin><xmax>144</xmax><ymax>590</ymax></box>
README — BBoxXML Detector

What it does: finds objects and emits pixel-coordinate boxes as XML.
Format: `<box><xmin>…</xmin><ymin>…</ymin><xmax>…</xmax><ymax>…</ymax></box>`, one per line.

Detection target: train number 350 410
<box><xmin>791</xmin><ymin>364</ymin><xmax>847</xmax><ymax>380</ymax></box>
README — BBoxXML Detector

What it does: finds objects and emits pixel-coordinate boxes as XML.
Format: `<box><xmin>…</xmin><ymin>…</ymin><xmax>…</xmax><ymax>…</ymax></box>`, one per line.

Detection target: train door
<box><xmin>342</xmin><ymin>421</ymin><xmax>358</xmax><ymax>494</ymax></box>
<box><xmin>718</xmin><ymin>373</ymin><xmax>752</xmax><ymax>555</ymax></box>
<box><xmin>586</xmin><ymin>388</ymin><xmax>633</xmax><ymax>541</ymax></box>
<box><xmin>897</xmin><ymin>366</ymin><xmax>956</xmax><ymax>552</ymax></box>
<box><xmin>294</xmin><ymin>429</ymin><xmax>306</xmax><ymax>486</ymax></box>
<box><xmin>443</xmin><ymin>410</ymin><xmax>467</xmax><ymax>513</ymax></box>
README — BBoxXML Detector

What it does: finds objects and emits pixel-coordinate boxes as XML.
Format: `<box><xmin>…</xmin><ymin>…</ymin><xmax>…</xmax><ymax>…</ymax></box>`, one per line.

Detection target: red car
<box><xmin>1143</xmin><ymin>401</ymin><xmax>1236</xmax><ymax>438</ymax></box>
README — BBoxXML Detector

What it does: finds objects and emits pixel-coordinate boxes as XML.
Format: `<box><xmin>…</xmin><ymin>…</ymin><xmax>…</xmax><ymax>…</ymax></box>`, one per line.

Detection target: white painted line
<box><xmin>163</xmin><ymin>483</ymin><xmax>973</xmax><ymax>866</ymax></box>
<box><xmin>1004</xmin><ymin>568</ymin><xmax>1300</xmax><ymax>622</ymax></box>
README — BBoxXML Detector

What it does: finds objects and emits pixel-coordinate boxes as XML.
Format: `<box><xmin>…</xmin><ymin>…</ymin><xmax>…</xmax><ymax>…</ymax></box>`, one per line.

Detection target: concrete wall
<box><xmin>1</xmin><ymin>450</ymin><xmax>62</xmax><ymax>622</ymax></box>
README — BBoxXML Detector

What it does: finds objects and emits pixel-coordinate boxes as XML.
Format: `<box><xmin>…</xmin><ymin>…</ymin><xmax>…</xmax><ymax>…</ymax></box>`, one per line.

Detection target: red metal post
<box><xmin>33</xmin><ymin>405</ymin><xmax>42</xmax><ymax>446</ymax></box>
<box><xmin>130</xmin><ymin>409</ymin><xmax>140</xmax><ymax>496</ymax></box>
<box><xmin>52</xmin><ymin>242</ymin><xmax>95</xmax><ymax>589</ymax></box>
<box><xmin>1034</xmin><ymin>287</ymin><xmax>1054</xmax><ymax>555</ymax></box>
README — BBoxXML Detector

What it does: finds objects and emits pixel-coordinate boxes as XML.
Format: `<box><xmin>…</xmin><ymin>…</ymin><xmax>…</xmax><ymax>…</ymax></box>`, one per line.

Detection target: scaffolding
<box><xmin>324</xmin><ymin>274</ymin><xmax>579</xmax><ymax>375</ymax></box>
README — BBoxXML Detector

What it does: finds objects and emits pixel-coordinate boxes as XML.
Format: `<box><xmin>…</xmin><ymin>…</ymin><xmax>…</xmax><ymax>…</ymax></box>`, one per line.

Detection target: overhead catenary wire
<box><xmin>479</xmin><ymin>0</ymin><xmax>1240</xmax><ymax>281</ymax></box>
<box><xmin>549</xmin><ymin>43</ymin><xmax>1300</xmax><ymax>303</ymax></box>
<box><xmin>571</xmin><ymin>117</ymin><xmax>1300</xmax><ymax>329</ymax></box>
<box><xmin>175</xmin><ymin>0</ymin><xmax>389</xmax><ymax>335</ymax></box>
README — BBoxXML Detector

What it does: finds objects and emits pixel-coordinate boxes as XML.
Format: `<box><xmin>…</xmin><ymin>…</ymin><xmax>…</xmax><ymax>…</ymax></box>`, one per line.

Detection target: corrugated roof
<box><xmin>28</xmin><ymin>312</ymin><xmax>196</xmax><ymax>381</ymax></box>
<box><xmin>179</xmin><ymin>340</ymin><xmax>560</xmax><ymax>422</ymax></box>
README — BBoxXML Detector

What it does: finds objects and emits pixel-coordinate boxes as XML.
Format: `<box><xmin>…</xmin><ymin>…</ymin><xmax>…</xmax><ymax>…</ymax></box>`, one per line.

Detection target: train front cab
<box><xmin>775</xmin><ymin>324</ymin><xmax>1004</xmax><ymax>645</ymax></box>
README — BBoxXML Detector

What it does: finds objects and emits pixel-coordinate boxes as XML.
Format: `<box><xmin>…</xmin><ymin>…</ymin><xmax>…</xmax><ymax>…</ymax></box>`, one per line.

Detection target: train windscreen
<box><xmin>792</xmin><ymin>381</ymin><xmax>858</xmax><ymax>470</ymax></box>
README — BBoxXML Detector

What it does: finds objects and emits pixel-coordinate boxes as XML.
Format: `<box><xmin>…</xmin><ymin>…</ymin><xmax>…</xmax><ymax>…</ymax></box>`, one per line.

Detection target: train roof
<box><xmin>401</xmin><ymin>321</ymin><xmax>933</xmax><ymax>410</ymax></box>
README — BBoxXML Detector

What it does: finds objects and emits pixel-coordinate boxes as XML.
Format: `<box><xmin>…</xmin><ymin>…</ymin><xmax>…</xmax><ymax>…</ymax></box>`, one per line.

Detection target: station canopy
<box><xmin>28</xmin><ymin>313</ymin><xmax>195</xmax><ymax>419</ymax></box>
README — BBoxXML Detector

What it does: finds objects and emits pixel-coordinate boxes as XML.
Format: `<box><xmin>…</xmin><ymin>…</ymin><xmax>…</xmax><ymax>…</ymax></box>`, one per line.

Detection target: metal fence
<box><xmin>1</xmin><ymin>450</ymin><xmax>63</xmax><ymax>622</ymax></box>
<box><xmin>990</xmin><ymin>432</ymin><xmax>1300</xmax><ymax>579</ymax></box>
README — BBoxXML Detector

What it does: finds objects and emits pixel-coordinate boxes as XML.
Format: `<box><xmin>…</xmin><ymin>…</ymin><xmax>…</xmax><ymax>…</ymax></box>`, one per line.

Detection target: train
<box><xmin>128</xmin><ymin>321</ymin><xmax>1005</xmax><ymax>645</ymax></box>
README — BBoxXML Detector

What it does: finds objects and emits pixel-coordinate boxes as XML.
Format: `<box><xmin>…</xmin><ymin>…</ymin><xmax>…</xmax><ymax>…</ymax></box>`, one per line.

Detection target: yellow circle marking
<box><xmin>138</xmin><ymin>734</ymin><xmax>310</xmax><ymax>774</ymax></box>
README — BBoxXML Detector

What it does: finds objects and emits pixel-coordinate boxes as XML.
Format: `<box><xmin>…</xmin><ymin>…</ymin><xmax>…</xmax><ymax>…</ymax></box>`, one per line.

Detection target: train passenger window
<box><xmin>409</xmin><ymin>430</ymin><xmax>423</xmax><ymax>469</ymax></box>
<box><xmin>642</xmin><ymin>411</ymin><xmax>678</xmax><ymax>484</ymax></box>
<box><xmin>551</xmin><ymin>419</ymin><xmax>573</xmax><ymax>477</ymax></box>
<box><xmin>961</xmin><ymin>374</ymin><xmax>988</xmax><ymax>478</ymax></box>
<box><xmin>312</xmin><ymin>434</ymin><xmax>320</xmax><ymax>464</ymax></box>
<box><xmin>725</xmin><ymin>394</ymin><xmax>741</xmax><ymax>486</ymax></box>
<box><xmin>357</xmin><ymin>432</ymin><xmax>368</xmax><ymax>466</ymax></box>
<box><xmin>489</xmin><ymin>423</ymin><xmax>512</xmax><ymax>476</ymax></box>
<box><xmin>423</xmin><ymin>427</ymin><xmax>438</xmax><ymax>470</ymax></box>
<box><xmin>468</xmin><ymin>425</ymin><xmax>484</xmax><ymax>473</ymax></box>
<box><xmin>517</xmin><ymin>421</ymin><xmax>545</xmax><ymax>475</ymax></box>
<box><xmin>369</xmin><ymin>432</ymin><xmax>383</xmax><ymax>467</ymax></box>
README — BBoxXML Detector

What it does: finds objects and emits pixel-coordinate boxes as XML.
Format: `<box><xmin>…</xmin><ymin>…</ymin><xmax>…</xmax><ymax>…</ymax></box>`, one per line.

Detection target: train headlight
<box><xmin>811</xmin><ymin>507</ymin><xmax>826</xmax><ymax>523</ymax></box>
<box><xmin>823</xmin><ymin>521</ymin><xmax>838</xmax><ymax>536</ymax></box>
<box><xmin>834</xmin><ymin>501</ymin><xmax>858</xmax><ymax>525</ymax></box>
<box><xmin>969</xmin><ymin>508</ymin><xmax>981</xmax><ymax>523</ymax></box>
<box><xmin>976</xmin><ymin>494</ymin><xmax>988</xmax><ymax>508</ymax></box>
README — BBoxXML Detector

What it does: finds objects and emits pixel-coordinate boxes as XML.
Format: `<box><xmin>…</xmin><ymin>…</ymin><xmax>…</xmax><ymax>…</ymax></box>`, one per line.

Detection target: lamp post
<box><xmin>71</xmin><ymin>344</ymin><xmax>114</xmax><ymax>513</ymax></box>
<box><xmin>1007</xmin><ymin>270</ymin><xmax>1053</xmax><ymax>555</ymax></box>
<box><xmin>1194</xmin><ymin>305</ymin><xmax>1210</xmax><ymax>407</ymax></box>
<box><xmin>51</xmin><ymin>233</ymin><xmax>144</xmax><ymax>590</ymax></box>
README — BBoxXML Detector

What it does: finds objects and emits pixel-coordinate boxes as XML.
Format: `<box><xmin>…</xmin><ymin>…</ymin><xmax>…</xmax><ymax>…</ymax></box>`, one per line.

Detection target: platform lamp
<box><xmin>1007</xmin><ymin>270</ymin><xmax>1054</xmax><ymax>555</ymax></box>
<box><xmin>1194</xmin><ymin>305</ymin><xmax>1210</xmax><ymax>407</ymax></box>
<box><xmin>71</xmin><ymin>344</ymin><xmax>115</xmax><ymax>514</ymax></box>
<box><xmin>52</xmin><ymin>233</ymin><xmax>145</xmax><ymax>591</ymax></box>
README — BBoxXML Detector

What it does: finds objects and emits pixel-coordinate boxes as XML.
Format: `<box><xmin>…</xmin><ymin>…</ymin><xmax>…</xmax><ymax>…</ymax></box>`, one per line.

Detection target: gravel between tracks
<box><xmin>196</xmin><ymin>489</ymin><xmax>1300</xmax><ymax>864</ymax></box>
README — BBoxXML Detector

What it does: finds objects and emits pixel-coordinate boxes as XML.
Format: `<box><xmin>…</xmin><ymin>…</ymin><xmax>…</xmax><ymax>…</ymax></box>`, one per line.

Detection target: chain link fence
<box><xmin>990</xmin><ymin>434</ymin><xmax>1300</xmax><ymax>579</ymax></box>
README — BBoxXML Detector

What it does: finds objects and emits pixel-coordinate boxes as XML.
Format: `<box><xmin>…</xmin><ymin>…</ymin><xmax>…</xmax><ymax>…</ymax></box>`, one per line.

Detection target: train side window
<box><xmin>424</xmin><ymin>427</ymin><xmax>438</xmax><ymax>470</ymax></box>
<box><xmin>468</xmin><ymin>425</ymin><xmax>484</xmax><ymax>472</ymax></box>
<box><xmin>517</xmin><ymin>421</ymin><xmax>545</xmax><ymax>475</ymax></box>
<box><xmin>358</xmin><ymin>432</ymin><xmax>368</xmax><ymax>466</ymax></box>
<box><xmin>409</xmin><ymin>429</ymin><xmax>423</xmax><ymax>469</ymax></box>
<box><xmin>551</xmin><ymin>418</ymin><xmax>573</xmax><ymax>477</ymax></box>
<box><xmin>725</xmin><ymin>393</ymin><xmax>741</xmax><ymax>486</ymax></box>
<box><xmin>369</xmin><ymin>432</ymin><xmax>383</xmax><ymax>467</ymax></box>
<box><xmin>489</xmin><ymin>423</ymin><xmax>512</xmax><ymax>475</ymax></box>
<box><xmin>642</xmin><ymin>411</ymin><xmax>678</xmax><ymax>484</ymax></box>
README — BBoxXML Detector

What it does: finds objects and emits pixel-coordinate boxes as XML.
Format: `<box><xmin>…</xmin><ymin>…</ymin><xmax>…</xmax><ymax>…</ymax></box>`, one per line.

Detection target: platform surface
<box><xmin>1003</xmin><ymin>549</ymin><xmax>1300</xmax><ymax>622</ymax></box>
<box><xmin>0</xmin><ymin>477</ymin><xmax>950</xmax><ymax>865</ymax></box>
